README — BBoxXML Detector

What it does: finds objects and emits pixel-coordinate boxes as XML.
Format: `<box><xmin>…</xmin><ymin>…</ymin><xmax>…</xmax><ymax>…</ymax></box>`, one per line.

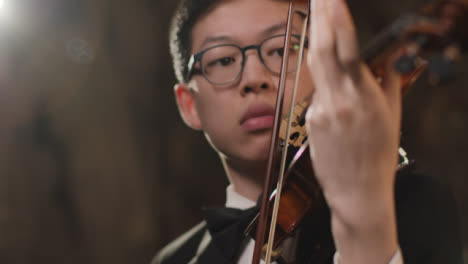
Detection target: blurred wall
<box><xmin>0</xmin><ymin>0</ymin><xmax>466</xmax><ymax>263</ymax></box>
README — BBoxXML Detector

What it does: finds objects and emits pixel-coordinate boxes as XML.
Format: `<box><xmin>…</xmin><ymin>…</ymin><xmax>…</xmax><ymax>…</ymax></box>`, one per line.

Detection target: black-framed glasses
<box><xmin>186</xmin><ymin>34</ymin><xmax>307</xmax><ymax>85</ymax></box>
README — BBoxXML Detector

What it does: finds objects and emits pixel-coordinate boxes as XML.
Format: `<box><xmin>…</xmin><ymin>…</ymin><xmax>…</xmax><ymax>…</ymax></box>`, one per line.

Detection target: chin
<box><xmin>243</xmin><ymin>144</ymin><xmax>272</xmax><ymax>162</ymax></box>
<box><xmin>220</xmin><ymin>143</ymin><xmax>270</xmax><ymax>163</ymax></box>
<box><xmin>209</xmin><ymin>132</ymin><xmax>274</xmax><ymax>163</ymax></box>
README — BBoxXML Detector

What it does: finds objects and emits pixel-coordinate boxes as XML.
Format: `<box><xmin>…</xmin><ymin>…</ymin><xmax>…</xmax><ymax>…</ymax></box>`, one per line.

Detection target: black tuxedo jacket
<box><xmin>152</xmin><ymin>173</ymin><xmax>464</xmax><ymax>264</ymax></box>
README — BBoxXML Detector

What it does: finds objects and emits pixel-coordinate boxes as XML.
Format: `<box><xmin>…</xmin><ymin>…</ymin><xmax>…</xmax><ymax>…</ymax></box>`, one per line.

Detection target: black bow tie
<box><xmin>203</xmin><ymin>206</ymin><xmax>259</xmax><ymax>260</ymax></box>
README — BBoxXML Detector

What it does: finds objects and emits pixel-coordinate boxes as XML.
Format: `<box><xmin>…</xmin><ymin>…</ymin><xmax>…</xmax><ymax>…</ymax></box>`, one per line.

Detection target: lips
<box><xmin>240</xmin><ymin>103</ymin><xmax>276</xmax><ymax>132</ymax></box>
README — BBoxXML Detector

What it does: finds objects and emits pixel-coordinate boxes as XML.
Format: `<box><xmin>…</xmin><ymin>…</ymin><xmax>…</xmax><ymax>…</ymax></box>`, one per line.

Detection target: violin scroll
<box><xmin>365</xmin><ymin>0</ymin><xmax>468</xmax><ymax>88</ymax></box>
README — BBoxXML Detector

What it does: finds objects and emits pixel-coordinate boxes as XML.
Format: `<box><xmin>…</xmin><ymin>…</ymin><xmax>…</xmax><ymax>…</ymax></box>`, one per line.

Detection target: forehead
<box><xmin>191</xmin><ymin>0</ymin><xmax>291</xmax><ymax>52</ymax></box>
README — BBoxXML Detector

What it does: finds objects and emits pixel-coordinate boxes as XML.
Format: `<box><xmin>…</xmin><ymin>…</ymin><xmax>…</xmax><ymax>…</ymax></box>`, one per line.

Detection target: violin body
<box><xmin>249</xmin><ymin>0</ymin><xmax>468</xmax><ymax>262</ymax></box>
<box><xmin>245</xmin><ymin>141</ymin><xmax>324</xmax><ymax>252</ymax></box>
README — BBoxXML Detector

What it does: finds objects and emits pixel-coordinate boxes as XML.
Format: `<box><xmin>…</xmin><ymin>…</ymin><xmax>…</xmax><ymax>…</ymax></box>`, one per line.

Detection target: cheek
<box><xmin>194</xmin><ymin>94</ymin><xmax>239</xmax><ymax>147</ymax></box>
<box><xmin>282</xmin><ymin>66</ymin><xmax>315</xmax><ymax>111</ymax></box>
<box><xmin>297</xmin><ymin>65</ymin><xmax>315</xmax><ymax>99</ymax></box>
<box><xmin>199</xmin><ymin>108</ymin><xmax>241</xmax><ymax>158</ymax></box>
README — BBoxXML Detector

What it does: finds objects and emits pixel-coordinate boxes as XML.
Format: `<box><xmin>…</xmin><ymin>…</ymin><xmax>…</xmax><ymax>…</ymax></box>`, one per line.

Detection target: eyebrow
<box><xmin>262</xmin><ymin>22</ymin><xmax>291</xmax><ymax>37</ymax></box>
<box><xmin>198</xmin><ymin>22</ymin><xmax>291</xmax><ymax>49</ymax></box>
<box><xmin>199</xmin><ymin>35</ymin><xmax>235</xmax><ymax>48</ymax></box>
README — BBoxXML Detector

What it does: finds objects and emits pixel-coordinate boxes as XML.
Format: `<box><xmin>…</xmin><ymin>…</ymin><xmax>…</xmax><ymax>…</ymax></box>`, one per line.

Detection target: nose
<box><xmin>238</xmin><ymin>50</ymin><xmax>275</xmax><ymax>96</ymax></box>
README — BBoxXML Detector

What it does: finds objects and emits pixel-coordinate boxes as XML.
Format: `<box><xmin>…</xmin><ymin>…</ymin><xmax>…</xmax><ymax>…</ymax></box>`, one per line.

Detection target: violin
<box><xmin>246</xmin><ymin>0</ymin><xmax>468</xmax><ymax>263</ymax></box>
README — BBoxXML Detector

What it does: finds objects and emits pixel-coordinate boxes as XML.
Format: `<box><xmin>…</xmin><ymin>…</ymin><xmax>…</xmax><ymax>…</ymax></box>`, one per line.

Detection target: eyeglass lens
<box><xmin>200</xmin><ymin>35</ymin><xmax>301</xmax><ymax>84</ymax></box>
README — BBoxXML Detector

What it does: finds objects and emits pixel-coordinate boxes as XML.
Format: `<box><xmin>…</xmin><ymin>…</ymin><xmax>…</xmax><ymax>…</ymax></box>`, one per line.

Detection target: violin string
<box><xmin>264</xmin><ymin>11</ymin><xmax>310</xmax><ymax>264</ymax></box>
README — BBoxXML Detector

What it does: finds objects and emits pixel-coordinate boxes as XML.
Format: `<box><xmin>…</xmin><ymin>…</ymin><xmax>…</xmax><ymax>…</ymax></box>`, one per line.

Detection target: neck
<box><xmin>220</xmin><ymin>156</ymin><xmax>267</xmax><ymax>202</ymax></box>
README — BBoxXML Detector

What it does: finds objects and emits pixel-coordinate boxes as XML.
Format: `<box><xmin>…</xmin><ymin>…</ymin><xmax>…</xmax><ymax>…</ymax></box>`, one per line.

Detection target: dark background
<box><xmin>0</xmin><ymin>0</ymin><xmax>466</xmax><ymax>263</ymax></box>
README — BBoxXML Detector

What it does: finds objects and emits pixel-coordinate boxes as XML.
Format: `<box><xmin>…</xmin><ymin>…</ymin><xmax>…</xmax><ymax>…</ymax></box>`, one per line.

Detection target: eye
<box><xmin>288</xmin><ymin>43</ymin><xmax>301</xmax><ymax>54</ymax></box>
<box><xmin>219</xmin><ymin>57</ymin><xmax>235</xmax><ymax>66</ymax></box>
<box><xmin>207</xmin><ymin>57</ymin><xmax>236</xmax><ymax>67</ymax></box>
<box><xmin>268</xmin><ymin>44</ymin><xmax>300</xmax><ymax>58</ymax></box>
<box><xmin>269</xmin><ymin>47</ymin><xmax>285</xmax><ymax>57</ymax></box>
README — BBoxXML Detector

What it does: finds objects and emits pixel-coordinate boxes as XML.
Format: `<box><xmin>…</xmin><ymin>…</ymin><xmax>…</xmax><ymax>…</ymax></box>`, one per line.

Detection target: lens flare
<box><xmin>0</xmin><ymin>0</ymin><xmax>14</xmax><ymax>27</ymax></box>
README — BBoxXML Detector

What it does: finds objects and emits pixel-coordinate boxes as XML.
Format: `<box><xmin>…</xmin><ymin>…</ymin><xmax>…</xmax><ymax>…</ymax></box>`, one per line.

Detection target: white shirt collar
<box><xmin>225</xmin><ymin>185</ymin><xmax>256</xmax><ymax>209</ymax></box>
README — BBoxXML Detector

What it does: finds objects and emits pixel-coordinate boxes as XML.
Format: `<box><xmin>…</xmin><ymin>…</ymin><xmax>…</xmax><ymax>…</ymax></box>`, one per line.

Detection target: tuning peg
<box><xmin>395</xmin><ymin>54</ymin><xmax>418</xmax><ymax>74</ymax></box>
<box><xmin>394</xmin><ymin>36</ymin><xmax>428</xmax><ymax>74</ymax></box>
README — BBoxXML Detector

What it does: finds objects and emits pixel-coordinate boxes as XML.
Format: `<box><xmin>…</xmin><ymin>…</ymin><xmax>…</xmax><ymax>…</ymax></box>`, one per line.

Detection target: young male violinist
<box><xmin>153</xmin><ymin>0</ymin><xmax>463</xmax><ymax>263</ymax></box>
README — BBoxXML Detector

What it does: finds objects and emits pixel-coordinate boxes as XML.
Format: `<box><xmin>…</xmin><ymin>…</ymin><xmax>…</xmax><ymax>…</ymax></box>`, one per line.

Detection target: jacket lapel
<box><xmin>188</xmin><ymin>231</ymin><xmax>233</xmax><ymax>264</ymax></box>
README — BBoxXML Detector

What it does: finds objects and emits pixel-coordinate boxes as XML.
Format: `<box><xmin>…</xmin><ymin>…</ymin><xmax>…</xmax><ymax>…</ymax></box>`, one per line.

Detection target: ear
<box><xmin>174</xmin><ymin>83</ymin><xmax>202</xmax><ymax>130</ymax></box>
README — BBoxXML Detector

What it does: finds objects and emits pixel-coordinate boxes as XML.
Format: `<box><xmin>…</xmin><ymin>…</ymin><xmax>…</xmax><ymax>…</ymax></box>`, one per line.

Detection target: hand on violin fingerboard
<box><xmin>306</xmin><ymin>0</ymin><xmax>401</xmax><ymax>263</ymax></box>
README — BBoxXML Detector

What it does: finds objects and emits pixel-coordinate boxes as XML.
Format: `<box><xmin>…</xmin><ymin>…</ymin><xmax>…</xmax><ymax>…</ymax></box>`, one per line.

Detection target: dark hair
<box><xmin>169</xmin><ymin>0</ymin><xmax>223</xmax><ymax>83</ymax></box>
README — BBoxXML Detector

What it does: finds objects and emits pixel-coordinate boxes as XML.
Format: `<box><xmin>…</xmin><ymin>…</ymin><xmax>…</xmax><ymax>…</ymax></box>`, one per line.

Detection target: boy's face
<box><xmin>176</xmin><ymin>0</ymin><xmax>314</xmax><ymax>165</ymax></box>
